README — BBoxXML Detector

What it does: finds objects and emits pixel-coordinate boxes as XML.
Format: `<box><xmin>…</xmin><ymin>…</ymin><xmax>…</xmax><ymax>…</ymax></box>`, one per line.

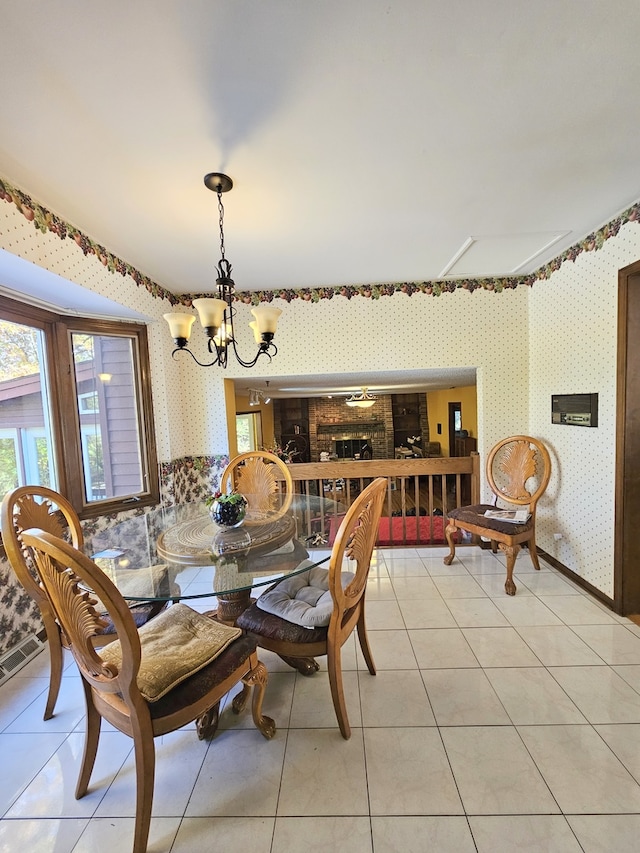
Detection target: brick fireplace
<box><xmin>307</xmin><ymin>395</ymin><xmax>395</xmax><ymax>460</ymax></box>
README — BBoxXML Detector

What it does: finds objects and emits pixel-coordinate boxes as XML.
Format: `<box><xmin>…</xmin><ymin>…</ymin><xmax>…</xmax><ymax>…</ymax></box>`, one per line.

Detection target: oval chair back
<box><xmin>1</xmin><ymin>486</ymin><xmax>84</xmax><ymax>719</ymax></box>
<box><xmin>220</xmin><ymin>450</ymin><xmax>293</xmax><ymax>516</ymax></box>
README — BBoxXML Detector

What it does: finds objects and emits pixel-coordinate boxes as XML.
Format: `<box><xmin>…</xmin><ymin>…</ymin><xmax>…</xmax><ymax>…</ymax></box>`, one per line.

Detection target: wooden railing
<box><xmin>277</xmin><ymin>455</ymin><xmax>481</xmax><ymax>548</ymax></box>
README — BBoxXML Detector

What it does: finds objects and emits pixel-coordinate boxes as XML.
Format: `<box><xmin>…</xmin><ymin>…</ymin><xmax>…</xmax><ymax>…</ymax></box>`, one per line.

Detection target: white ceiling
<box><xmin>1</xmin><ymin>1</ymin><xmax>639</xmax><ymax>399</ymax></box>
<box><xmin>235</xmin><ymin>367</ymin><xmax>478</xmax><ymax>401</ymax></box>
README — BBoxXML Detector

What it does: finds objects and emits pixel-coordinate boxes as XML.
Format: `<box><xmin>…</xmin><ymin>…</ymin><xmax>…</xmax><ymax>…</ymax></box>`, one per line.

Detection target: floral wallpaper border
<box><xmin>2</xmin><ymin>174</ymin><xmax>639</xmax><ymax>306</ymax></box>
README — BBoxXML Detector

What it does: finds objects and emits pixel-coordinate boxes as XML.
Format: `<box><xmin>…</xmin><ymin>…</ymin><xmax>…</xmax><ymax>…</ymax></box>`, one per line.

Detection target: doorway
<box><xmin>615</xmin><ymin>260</ymin><xmax>640</xmax><ymax>615</ymax></box>
<box><xmin>448</xmin><ymin>402</ymin><xmax>461</xmax><ymax>457</ymax></box>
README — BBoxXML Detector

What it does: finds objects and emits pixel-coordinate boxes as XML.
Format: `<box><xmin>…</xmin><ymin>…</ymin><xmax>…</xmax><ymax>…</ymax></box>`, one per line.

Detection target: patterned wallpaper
<box><xmin>1</xmin><ymin>172</ymin><xmax>640</xmax><ymax>656</ymax></box>
<box><xmin>529</xmin><ymin>221</ymin><xmax>640</xmax><ymax>598</ymax></box>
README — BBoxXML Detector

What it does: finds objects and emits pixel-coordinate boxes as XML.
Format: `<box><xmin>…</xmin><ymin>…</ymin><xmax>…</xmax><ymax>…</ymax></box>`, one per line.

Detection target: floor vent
<box><xmin>0</xmin><ymin>635</ymin><xmax>45</xmax><ymax>685</ymax></box>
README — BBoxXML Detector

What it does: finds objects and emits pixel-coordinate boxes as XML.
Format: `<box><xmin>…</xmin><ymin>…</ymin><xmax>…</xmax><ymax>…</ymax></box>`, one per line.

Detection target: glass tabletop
<box><xmin>89</xmin><ymin>496</ymin><xmax>333</xmax><ymax>604</ymax></box>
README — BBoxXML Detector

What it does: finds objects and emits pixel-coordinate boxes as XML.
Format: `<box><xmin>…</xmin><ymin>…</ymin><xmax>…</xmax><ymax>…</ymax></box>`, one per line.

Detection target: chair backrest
<box><xmin>327</xmin><ymin>477</ymin><xmax>387</xmax><ymax>625</ymax></box>
<box><xmin>1</xmin><ymin>486</ymin><xmax>84</xmax><ymax>610</ymax></box>
<box><xmin>220</xmin><ymin>451</ymin><xmax>293</xmax><ymax>516</ymax></box>
<box><xmin>20</xmin><ymin>528</ymin><xmax>142</xmax><ymax>702</ymax></box>
<box><xmin>486</xmin><ymin>435</ymin><xmax>551</xmax><ymax>514</ymax></box>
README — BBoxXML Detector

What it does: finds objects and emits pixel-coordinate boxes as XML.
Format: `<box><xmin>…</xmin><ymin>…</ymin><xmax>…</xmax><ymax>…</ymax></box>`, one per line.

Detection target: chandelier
<box><xmin>345</xmin><ymin>387</ymin><xmax>377</xmax><ymax>408</ymax></box>
<box><xmin>163</xmin><ymin>173</ymin><xmax>282</xmax><ymax>368</ymax></box>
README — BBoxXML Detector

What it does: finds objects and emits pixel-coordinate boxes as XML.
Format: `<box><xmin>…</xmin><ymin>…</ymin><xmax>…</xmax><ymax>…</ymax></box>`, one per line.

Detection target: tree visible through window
<box><xmin>0</xmin><ymin>319</ymin><xmax>54</xmax><ymax>492</ymax></box>
<box><xmin>236</xmin><ymin>412</ymin><xmax>262</xmax><ymax>452</ymax></box>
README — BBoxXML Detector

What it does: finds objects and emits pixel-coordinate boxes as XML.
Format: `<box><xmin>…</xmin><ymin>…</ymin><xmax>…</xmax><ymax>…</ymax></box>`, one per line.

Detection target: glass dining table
<box><xmin>89</xmin><ymin>494</ymin><xmax>332</xmax><ymax>624</ymax></box>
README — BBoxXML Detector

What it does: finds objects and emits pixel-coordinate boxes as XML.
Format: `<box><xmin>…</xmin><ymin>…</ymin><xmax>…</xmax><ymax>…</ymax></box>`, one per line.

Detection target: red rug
<box><xmin>328</xmin><ymin>515</ymin><xmax>458</xmax><ymax>546</ymax></box>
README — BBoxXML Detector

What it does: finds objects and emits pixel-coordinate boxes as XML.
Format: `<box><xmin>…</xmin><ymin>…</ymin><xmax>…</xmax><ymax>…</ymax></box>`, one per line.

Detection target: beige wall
<box><xmin>427</xmin><ymin>385</ymin><xmax>478</xmax><ymax>457</ymax></box>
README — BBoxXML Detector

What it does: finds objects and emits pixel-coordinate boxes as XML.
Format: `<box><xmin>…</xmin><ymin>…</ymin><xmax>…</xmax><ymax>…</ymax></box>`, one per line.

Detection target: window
<box><xmin>0</xmin><ymin>317</ymin><xmax>55</xmax><ymax>494</ymax></box>
<box><xmin>236</xmin><ymin>412</ymin><xmax>262</xmax><ymax>452</ymax></box>
<box><xmin>0</xmin><ymin>295</ymin><xmax>158</xmax><ymax>518</ymax></box>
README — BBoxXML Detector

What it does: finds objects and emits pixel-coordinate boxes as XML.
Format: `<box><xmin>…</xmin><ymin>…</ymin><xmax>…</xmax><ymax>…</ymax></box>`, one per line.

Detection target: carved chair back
<box><xmin>21</xmin><ymin>528</ymin><xmax>142</xmax><ymax>703</ymax></box>
<box><xmin>1</xmin><ymin>485</ymin><xmax>83</xmax><ymax>614</ymax></box>
<box><xmin>327</xmin><ymin>476</ymin><xmax>387</xmax><ymax>641</ymax></box>
<box><xmin>220</xmin><ymin>450</ymin><xmax>293</xmax><ymax>515</ymax></box>
<box><xmin>486</xmin><ymin>435</ymin><xmax>552</xmax><ymax>518</ymax></box>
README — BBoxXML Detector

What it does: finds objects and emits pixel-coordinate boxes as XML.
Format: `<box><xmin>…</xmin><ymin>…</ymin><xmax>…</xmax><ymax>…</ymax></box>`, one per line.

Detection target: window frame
<box><xmin>0</xmin><ymin>294</ymin><xmax>159</xmax><ymax>519</ymax></box>
<box><xmin>235</xmin><ymin>411</ymin><xmax>263</xmax><ymax>452</ymax></box>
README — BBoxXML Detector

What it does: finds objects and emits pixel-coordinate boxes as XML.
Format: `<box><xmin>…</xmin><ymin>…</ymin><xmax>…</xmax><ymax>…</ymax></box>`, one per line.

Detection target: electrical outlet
<box><xmin>553</xmin><ymin>532</ymin><xmax>563</xmax><ymax>541</ymax></box>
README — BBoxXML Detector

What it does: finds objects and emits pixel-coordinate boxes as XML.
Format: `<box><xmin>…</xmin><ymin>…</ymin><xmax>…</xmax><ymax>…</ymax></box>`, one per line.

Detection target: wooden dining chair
<box><xmin>237</xmin><ymin>476</ymin><xmax>387</xmax><ymax>739</ymax></box>
<box><xmin>21</xmin><ymin>527</ymin><xmax>275</xmax><ymax>853</ymax></box>
<box><xmin>443</xmin><ymin>435</ymin><xmax>552</xmax><ymax>595</ymax></box>
<box><xmin>220</xmin><ymin>450</ymin><xmax>293</xmax><ymax>516</ymax></box>
<box><xmin>0</xmin><ymin>486</ymin><xmax>167</xmax><ymax>720</ymax></box>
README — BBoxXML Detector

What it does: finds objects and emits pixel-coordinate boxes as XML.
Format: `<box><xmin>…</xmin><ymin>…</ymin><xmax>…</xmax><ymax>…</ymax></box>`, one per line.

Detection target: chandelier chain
<box><xmin>217</xmin><ymin>189</ymin><xmax>226</xmax><ymax>262</ymax></box>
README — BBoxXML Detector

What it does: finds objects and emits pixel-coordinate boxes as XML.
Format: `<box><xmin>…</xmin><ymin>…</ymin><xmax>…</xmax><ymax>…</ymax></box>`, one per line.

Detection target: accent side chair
<box><xmin>443</xmin><ymin>435</ymin><xmax>552</xmax><ymax>595</ymax></box>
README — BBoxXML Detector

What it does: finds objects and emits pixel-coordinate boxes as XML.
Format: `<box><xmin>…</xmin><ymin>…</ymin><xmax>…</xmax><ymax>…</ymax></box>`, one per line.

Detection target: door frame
<box><xmin>614</xmin><ymin>258</ymin><xmax>640</xmax><ymax>614</ymax></box>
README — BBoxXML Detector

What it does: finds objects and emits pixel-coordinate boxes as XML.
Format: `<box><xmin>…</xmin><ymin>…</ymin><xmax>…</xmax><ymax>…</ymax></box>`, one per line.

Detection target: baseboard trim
<box><xmin>537</xmin><ymin>548</ymin><xmax>615</xmax><ymax>612</ymax></box>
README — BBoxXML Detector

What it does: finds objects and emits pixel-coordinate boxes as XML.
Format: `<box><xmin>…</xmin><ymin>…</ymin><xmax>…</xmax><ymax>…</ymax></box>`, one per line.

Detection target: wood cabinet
<box><xmin>392</xmin><ymin>393</ymin><xmax>425</xmax><ymax>453</ymax></box>
<box><xmin>454</xmin><ymin>436</ymin><xmax>477</xmax><ymax>456</ymax></box>
<box><xmin>274</xmin><ymin>398</ymin><xmax>310</xmax><ymax>462</ymax></box>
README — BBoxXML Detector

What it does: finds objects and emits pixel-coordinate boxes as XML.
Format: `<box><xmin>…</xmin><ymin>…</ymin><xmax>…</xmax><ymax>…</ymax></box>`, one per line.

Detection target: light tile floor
<box><xmin>3</xmin><ymin>546</ymin><xmax>640</xmax><ymax>851</ymax></box>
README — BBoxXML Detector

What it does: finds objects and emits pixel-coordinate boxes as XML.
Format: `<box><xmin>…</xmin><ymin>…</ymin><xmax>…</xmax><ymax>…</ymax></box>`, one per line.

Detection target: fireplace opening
<box><xmin>334</xmin><ymin>439</ymin><xmax>372</xmax><ymax>459</ymax></box>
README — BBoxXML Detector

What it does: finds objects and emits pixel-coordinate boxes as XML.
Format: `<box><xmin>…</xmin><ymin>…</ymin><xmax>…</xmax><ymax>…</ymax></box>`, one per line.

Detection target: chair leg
<box><xmin>242</xmin><ymin>661</ymin><xmax>276</xmax><ymax>739</ymax></box>
<box><xmin>131</xmin><ymin>716</ymin><xmax>156</xmax><ymax>853</ymax></box>
<box><xmin>327</xmin><ymin>647</ymin><xmax>350</xmax><ymax>740</ymax></box>
<box><xmin>231</xmin><ymin>683</ymin><xmax>250</xmax><ymax>714</ymax></box>
<box><xmin>443</xmin><ymin>521</ymin><xmax>458</xmax><ymax>566</ymax></box>
<box><xmin>75</xmin><ymin>678</ymin><xmax>101</xmax><ymax>799</ymax></box>
<box><xmin>196</xmin><ymin>701</ymin><xmax>220</xmax><ymax>740</ymax></box>
<box><xmin>43</xmin><ymin>618</ymin><xmax>64</xmax><ymax>721</ymax></box>
<box><xmin>278</xmin><ymin>654</ymin><xmax>320</xmax><ymax>676</ymax></box>
<box><xmin>528</xmin><ymin>535</ymin><xmax>541</xmax><ymax>571</ymax></box>
<box><xmin>499</xmin><ymin>543</ymin><xmax>520</xmax><ymax>596</ymax></box>
<box><xmin>356</xmin><ymin>610</ymin><xmax>376</xmax><ymax>676</ymax></box>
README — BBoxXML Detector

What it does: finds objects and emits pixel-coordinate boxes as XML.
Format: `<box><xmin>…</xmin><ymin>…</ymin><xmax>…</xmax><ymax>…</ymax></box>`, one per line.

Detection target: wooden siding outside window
<box><xmin>0</xmin><ymin>294</ymin><xmax>158</xmax><ymax>520</ymax></box>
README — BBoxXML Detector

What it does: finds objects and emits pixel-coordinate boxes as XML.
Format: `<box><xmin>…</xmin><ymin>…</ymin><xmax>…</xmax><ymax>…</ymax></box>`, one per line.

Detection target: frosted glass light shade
<box><xmin>251</xmin><ymin>304</ymin><xmax>282</xmax><ymax>334</ymax></box>
<box><xmin>345</xmin><ymin>387</ymin><xmax>377</xmax><ymax>408</ymax></box>
<box><xmin>346</xmin><ymin>398</ymin><xmax>376</xmax><ymax>408</ymax></box>
<box><xmin>193</xmin><ymin>298</ymin><xmax>227</xmax><ymax>330</ymax></box>
<box><xmin>248</xmin><ymin>320</ymin><xmax>262</xmax><ymax>344</ymax></box>
<box><xmin>164</xmin><ymin>313</ymin><xmax>196</xmax><ymax>340</ymax></box>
